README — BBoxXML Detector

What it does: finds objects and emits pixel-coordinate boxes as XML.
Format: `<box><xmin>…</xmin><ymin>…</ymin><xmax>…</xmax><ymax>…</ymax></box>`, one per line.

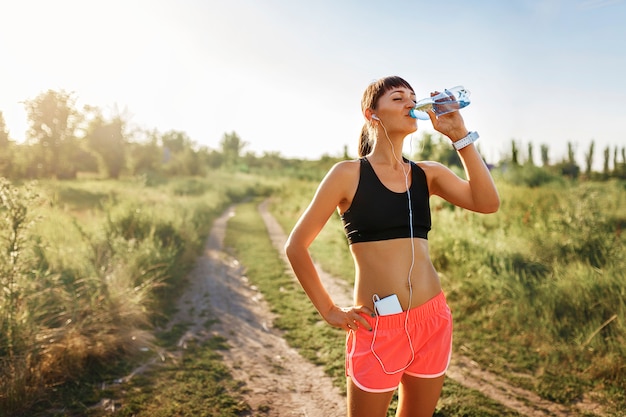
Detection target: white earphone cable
<box><xmin>369</xmin><ymin>120</ymin><xmax>416</xmax><ymax>374</ymax></box>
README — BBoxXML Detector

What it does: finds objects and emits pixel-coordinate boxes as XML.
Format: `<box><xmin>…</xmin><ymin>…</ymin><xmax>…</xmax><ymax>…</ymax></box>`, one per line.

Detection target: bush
<box><xmin>496</xmin><ymin>164</ymin><xmax>563</xmax><ymax>187</ymax></box>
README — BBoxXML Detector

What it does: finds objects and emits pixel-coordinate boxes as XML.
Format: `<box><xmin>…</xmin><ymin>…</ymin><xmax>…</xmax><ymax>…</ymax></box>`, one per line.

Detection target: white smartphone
<box><xmin>373</xmin><ymin>294</ymin><xmax>403</xmax><ymax>316</ymax></box>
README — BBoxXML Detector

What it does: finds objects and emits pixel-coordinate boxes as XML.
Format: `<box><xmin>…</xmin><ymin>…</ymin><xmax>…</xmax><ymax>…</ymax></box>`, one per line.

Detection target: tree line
<box><xmin>1</xmin><ymin>89</ymin><xmax>625</xmax><ymax>183</ymax></box>
<box><xmin>0</xmin><ymin>89</ymin><xmax>251</xmax><ymax>180</ymax></box>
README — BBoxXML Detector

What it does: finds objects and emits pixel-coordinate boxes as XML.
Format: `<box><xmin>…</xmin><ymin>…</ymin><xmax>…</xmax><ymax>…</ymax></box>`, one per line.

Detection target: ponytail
<box><xmin>358</xmin><ymin>124</ymin><xmax>372</xmax><ymax>157</ymax></box>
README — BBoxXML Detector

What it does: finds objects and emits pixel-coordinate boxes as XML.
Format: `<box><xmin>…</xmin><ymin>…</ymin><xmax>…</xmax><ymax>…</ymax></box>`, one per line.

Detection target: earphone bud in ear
<box><xmin>372</xmin><ymin>114</ymin><xmax>380</xmax><ymax>120</ymax></box>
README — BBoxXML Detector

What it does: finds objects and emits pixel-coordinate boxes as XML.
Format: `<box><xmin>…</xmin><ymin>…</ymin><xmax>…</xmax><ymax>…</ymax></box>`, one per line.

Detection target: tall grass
<box><xmin>269</xmin><ymin>178</ymin><xmax>626</xmax><ymax>414</ymax></box>
<box><xmin>0</xmin><ymin>179</ymin><xmax>41</xmax><ymax>413</ymax></box>
<box><xmin>428</xmin><ymin>180</ymin><xmax>626</xmax><ymax>408</ymax></box>
<box><xmin>0</xmin><ymin>172</ymin><xmax>274</xmax><ymax>415</ymax></box>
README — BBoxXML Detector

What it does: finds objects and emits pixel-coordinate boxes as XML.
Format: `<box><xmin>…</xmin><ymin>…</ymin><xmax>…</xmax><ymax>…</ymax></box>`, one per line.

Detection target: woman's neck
<box><xmin>368</xmin><ymin>135</ymin><xmax>406</xmax><ymax>169</ymax></box>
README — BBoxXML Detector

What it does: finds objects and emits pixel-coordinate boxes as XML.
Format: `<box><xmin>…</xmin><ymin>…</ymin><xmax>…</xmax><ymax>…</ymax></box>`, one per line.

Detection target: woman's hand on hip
<box><xmin>324</xmin><ymin>305</ymin><xmax>374</xmax><ymax>332</ymax></box>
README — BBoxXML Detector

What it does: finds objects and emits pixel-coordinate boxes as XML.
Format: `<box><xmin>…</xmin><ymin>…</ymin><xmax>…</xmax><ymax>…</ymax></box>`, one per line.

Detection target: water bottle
<box><xmin>409</xmin><ymin>86</ymin><xmax>471</xmax><ymax>120</ymax></box>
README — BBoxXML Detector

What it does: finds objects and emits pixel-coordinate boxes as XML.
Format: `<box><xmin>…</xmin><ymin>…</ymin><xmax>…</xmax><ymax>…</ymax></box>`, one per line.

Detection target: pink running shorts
<box><xmin>346</xmin><ymin>291</ymin><xmax>453</xmax><ymax>393</ymax></box>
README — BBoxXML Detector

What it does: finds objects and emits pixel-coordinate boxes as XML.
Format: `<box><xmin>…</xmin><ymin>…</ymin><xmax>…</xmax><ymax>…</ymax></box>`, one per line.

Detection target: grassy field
<box><xmin>2</xmin><ymin>171</ymin><xmax>624</xmax><ymax>416</ymax></box>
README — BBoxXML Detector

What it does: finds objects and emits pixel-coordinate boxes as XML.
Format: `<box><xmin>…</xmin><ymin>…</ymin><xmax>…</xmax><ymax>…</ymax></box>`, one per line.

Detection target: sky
<box><xmin>1</xmin><ymin>0</ymin><xmax>625</xmax><ymax>167</ymax></box>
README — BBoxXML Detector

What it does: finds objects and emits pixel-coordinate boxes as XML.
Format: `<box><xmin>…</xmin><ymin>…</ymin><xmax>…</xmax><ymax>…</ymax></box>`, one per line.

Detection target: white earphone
<box><xmin>368</xmin><ymin>111</ymin><xmax>417</xmax><ymax>375</ymax></box>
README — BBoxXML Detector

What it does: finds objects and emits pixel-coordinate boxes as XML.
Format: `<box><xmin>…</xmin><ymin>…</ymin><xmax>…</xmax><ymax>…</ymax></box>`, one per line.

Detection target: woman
<box><xmin>284</xmin><ymin>76</ymin><xmax>499</xmax><ymax>417</ymax></box>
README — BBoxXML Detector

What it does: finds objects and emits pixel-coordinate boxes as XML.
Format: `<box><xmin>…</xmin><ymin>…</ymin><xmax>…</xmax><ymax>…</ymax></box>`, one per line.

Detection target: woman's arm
<box><xmin>423</xmin><ymin>144</ymin><xmax>500</xmax><ymax>213</ymax></box>
<box><xmin>425</xmin><ymin>103</ymin><xmax>500</xmax><ymax>213</ymax></box>
<box><xmin>284</xmin><ymin>161</ymin><xmax>373</xmax><ymax>330</ymax></box>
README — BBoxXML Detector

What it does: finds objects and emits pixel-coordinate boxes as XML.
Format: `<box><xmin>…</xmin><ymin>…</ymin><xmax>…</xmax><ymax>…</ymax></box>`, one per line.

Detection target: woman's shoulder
<box><xmin>326</xmin><ymin>158</ymin><xmax>362</xmax><ymax>177</ymax></box>
<box><xmin>334</xmin><ymin>158</ymin><xmax>364</xmax><ymax>168</ymax></box>
<box><xmin>314</xmin><ymin>159</ymin><xmax>362</xmax><ymax>207</ymax></box>
<box><xmin>414</xmin><ymin>160</ymin><xmax>457</xmax><ymax>192</ymax></box>
<box><xmin>415</xmin><ymin>160</ymin><xmax>447</xmax><ymax>173</ymax></box>
<box><xmin>318</xmin><ymin>159</ymin><xmax>362</xmax><ymax>193</ymax></box>
<box><xmin>414</xmin><ymin>161</ymin><xmax>448</xmax><ymax>175</ymax></box>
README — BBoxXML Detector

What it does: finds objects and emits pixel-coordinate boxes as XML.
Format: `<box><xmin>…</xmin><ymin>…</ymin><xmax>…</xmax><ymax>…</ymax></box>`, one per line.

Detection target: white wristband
<box><xmin>452</xmin><ymin>131</ymin><xmax>479</xmax><ymax>151</ymax></box>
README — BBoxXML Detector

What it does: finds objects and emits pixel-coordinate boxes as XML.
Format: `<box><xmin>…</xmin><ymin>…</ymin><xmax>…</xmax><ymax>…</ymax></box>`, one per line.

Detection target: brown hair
<box><xmin>358</xmin><ymin>76</ymin><xmax>414</xmax><ymax>157</ymax></box>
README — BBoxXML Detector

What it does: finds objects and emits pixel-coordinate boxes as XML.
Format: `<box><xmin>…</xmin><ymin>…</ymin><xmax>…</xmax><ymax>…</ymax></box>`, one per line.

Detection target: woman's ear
<box><xmin>364</xmin><ymin>108</ymin><xmax>376</xmax><ymax>122</ymax></box>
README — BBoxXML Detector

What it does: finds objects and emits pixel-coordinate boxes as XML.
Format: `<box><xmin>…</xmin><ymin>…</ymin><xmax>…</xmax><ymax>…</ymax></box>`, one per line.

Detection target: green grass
<box><xmin>4</xmin><ymin>172</ymin><xmax>624</xmax><ymax>416</ymax></box>
<box><xmin>97</xmin><ymin>328</ymin><xmax>250</xmax><ymax>417</ymax></box>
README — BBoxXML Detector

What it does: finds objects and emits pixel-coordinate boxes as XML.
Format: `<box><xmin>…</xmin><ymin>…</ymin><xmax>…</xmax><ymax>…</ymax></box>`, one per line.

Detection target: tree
<box><xmin>584</xmin><ymin>140</ymin><xmax>595</xmax><ymax>176</ymax></box>
<box><xmin>85</xmin><ymin>115</ymin><xmax>127</xmax><ymax>179</ymax></box>
<box><xmin>511</xmin><ymin>140</ymin><xmax>519</xmax><ymax>165</ymax></box>
<box><xmin>220</xmin><ymin>131</ymin><xmax>247</xmax><ymax>167</ymax></box>
<box><xmin>161</xmin><ymin>130</ymin><xmax>193</xmax><ymax>154</ymax></box>
<box><xmin>540</xmin><ymin>144</ymin><xmax>549</xmax><ymax>166</ymax></box>
<box><xmin>603</xmin><ymin>146</ymin><xmax>610</xmax><ymax>179</ymax></box>
<box><xmin>204</xmin><ymin>147</ymin><xmax>224</xmax><ymax>170</ymax></box>
<box><xmin>156</xmin><ymin>130</ymin><xmax>208</xmax><ymax>176</ymax></box>
<box><xmin>557</xmin><ymin>141</ymin><xmax>580</xmax><ymax>179</ymax></box>
<box><xmin>0</xmin><ymin>112</ymin><xmax>9</xmax><ymax>147</ymax></box>
<box><xmin>128</xmin><ymin>129</ymin><xmax>162</xmax><ymax>176</ymax></box>
<box><xmin>0</xmin><ymin>112</ymin><xmax>12</xmax><ymax>177</ymax></box>
<box><xmin>567</xmin><ymin>141</ymin><xmax>576</xmax><ymax>165</ymax></box>
<box><xmin>24</xmin><ymin>90</ymin><xmax>80</xmax><ymax>178</ymax></box>
<box><xmin>527</xmin><ymin>142</ymin><xmax>535</xmax><ymax>166</ymax></box>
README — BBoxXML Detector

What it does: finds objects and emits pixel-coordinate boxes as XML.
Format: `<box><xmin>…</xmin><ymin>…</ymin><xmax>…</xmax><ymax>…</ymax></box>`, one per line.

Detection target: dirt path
<box><xmin>174</xmin><ymin>201</ymin><xmax>605</xmax><ymax>417</ymax></box>
<box><xmin>177</xmin><ymin>205</ymin><xmax>346</xmax><ymax>417</ymax></box>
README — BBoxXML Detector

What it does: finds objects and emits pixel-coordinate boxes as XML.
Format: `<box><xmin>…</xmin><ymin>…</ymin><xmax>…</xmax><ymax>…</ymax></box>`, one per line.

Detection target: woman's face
<box><xmin>374</xmin><ymin>87</ymin><xmax>418</xmax><ymax>135</ymax></box>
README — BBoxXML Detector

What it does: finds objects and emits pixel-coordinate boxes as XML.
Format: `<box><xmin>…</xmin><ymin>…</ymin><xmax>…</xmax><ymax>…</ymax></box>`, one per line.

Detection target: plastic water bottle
<box><xmin>409</xmin><ymin>86</ymin><xmax>471</xmax><ymax>120</ymax></box>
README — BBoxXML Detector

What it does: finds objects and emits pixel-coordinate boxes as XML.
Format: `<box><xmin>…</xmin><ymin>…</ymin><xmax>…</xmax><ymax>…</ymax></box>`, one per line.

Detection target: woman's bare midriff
<box><xmin>350</xmin><ymin>237</ymin><xmax>441</xmax><ymax>311</ymax></box>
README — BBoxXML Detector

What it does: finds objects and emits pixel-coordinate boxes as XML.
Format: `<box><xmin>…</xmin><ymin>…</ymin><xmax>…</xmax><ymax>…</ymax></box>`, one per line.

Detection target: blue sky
<box><xmin>1</xmin><ymin>0</ymin><xmax>625</xmax><ymax>167</ymax></box>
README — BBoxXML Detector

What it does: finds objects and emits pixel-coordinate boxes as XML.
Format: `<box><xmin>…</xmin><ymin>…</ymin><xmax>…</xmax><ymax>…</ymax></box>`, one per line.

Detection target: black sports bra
<box><xmin>340</xmin><ymin>158</ymin><xmax>431</xmax><ymax>244</ymax></box>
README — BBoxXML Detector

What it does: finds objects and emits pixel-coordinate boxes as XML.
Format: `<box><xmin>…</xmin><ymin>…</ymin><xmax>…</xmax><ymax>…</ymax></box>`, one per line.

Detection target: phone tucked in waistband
<box><xmin>373</xmin><ymin>294</ymin><xmax>403</xmax><ymax>316</ymax></box>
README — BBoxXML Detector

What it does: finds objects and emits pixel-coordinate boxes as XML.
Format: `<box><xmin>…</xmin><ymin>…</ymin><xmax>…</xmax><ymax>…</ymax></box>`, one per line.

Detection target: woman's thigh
<box><xmin>347</xmin><ymin>377</ymin><xmax>395</xmax><ymax>417</ymax></box>
<box><xmin>396</xmin><ymin>374</ymin><xmax>445</xmax><ymax>417</ymax></box>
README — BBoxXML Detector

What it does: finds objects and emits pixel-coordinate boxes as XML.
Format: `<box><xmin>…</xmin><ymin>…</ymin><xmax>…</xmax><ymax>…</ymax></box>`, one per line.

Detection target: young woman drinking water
<box><xmin>285</xmin><ymin>76</ymin><xmax>499</xmax><ymax>417</ymax></box>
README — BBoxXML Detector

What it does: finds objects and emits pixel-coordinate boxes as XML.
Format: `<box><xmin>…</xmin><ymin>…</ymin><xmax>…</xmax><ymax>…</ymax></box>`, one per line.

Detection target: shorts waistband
<box><xmin>363</xmin><ymin>291</ymin><xmax>448</xmax><ymax>329</ymax></box>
